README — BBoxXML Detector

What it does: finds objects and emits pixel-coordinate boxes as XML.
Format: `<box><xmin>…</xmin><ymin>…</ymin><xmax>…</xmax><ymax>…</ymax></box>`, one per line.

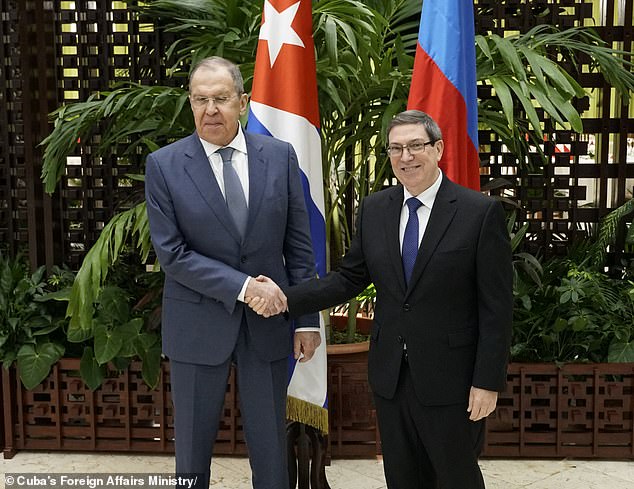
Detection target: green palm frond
<box><xmin>138</xmin><ymin>0</ymin><xmax>261</xmax><ymax>77</ymax></box>
<box><xmin>590</xmin><ymin>198</ymin><xmax>634</xmax><ymax>267</ymax></box>
<box><xmin>41</xmin><ymin>84</ymin><xmax>192</xmax><ymax>193</ymax></box>
<box><xmin>66</xmin><ymin>202</ymin><xmax>151</xmax><ymax>338</ymax></box>
<box><xmin>476</xmin><ymin>25</ymin><xmax>634</xmax><ymax>165</ymax></box>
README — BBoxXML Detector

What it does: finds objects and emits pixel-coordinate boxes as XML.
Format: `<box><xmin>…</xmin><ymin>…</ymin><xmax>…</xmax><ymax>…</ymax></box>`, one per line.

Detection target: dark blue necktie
<box><xmin>217</xmin><ymin>147</ymin><xmax>248</xmax><ymax>237</ymax></box>
<box><xmin>402</xmin><ymin>197</ymin><xmax>423</xmax><ymax>284</ymax></box>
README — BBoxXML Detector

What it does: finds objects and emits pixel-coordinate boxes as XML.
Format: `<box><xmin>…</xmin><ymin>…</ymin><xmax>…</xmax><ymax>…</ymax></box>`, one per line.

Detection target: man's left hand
<box><xmin>293</xmin><ymin>332</ymin><xmax>321</xmax><ymax>362</ymax></box>
<box><xmin>467</xmin><ymin>386</ymin><xmax>498</xmax><ymax>421</ymax></box>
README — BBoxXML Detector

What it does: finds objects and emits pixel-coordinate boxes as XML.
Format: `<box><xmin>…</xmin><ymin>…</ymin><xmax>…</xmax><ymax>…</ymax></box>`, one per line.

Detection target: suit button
<box><xmin>403</xmin><ymin>303</ymin><xmax>411</xmax><ymax>312</ymax></box>
<box><xmin>397</xmin><ymin>335</ymin><xmax>404</xmax><ymax>344</ymax></box>
<box><xmin>240</xmin><ymin>256</ymin><xmax>247</xmax><ymax>263</ymax></box>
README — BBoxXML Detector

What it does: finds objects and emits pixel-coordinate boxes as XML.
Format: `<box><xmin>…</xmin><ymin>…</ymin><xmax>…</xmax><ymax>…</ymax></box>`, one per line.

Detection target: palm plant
<box><xmin>39</xmin><ymin>0</ymin><xmax>634</xmax><ymax>354</ymax></box>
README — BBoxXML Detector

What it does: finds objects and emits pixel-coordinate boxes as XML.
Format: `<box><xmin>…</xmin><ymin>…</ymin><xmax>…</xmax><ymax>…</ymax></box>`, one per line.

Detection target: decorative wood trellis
<box><xmin>5</xmin><ymin>360</ymin><xmax>634</xmax><ymax>459</ymax></box>
<box><xmin>0</xmin><ymin>0</ymin><xmax>632</xmax><ymax>270</ymax></box>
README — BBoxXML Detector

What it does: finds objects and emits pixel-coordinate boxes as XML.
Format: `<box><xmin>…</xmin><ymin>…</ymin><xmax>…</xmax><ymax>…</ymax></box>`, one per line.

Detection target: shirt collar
<box><xmin>199</xmin><ymin>123</ymin><xmax>247</xmax><ymax>158</ymax></box>
<box><xmin>403</xmin><ymin>169</ymin><xmax>443</xmax><ymax>209</ymax></box>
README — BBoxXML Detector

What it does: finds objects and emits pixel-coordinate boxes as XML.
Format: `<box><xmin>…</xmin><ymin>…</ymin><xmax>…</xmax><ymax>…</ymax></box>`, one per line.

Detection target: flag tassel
<box><xmin>287</xmin><ymin>395</ymin><xmax>328</xmax><ymax>434</ymax></box>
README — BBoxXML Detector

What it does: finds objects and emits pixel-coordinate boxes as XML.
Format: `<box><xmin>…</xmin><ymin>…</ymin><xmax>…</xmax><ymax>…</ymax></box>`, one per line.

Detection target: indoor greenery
<box><xmin>0</xmin><ymin>251</ymin><xmax>163</xmax><ymax>389</ymax></box>
<box><xmin>0</xmin><ymin>253</ymin><xmax>69</xmax><ymax>388</ymax></box>
<box><xmin>512</xmin><ymin>198</ymin><xmax>634</xmax><ymax>363</ymax></box>
<box><xmin>4</xmin><ymin>1</ymin><xmax>629</xmax><ymax>389</ymax></box>
<box><xmin>512</xmin><ymin>255</ymin><xmax>634</xmax><ymax>363</ymax></box>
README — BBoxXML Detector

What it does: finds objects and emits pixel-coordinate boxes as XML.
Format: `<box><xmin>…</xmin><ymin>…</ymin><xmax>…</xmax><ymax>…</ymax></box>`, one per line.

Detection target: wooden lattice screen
<box><xmin>477</xmin><ymin>0</ymin><xmax>634</xmax><ymax>258</ymax></box>
<box><xmin>0</xmin><ymin>0</ymin><xmax>632</xmax><ymax>270</ymax></box>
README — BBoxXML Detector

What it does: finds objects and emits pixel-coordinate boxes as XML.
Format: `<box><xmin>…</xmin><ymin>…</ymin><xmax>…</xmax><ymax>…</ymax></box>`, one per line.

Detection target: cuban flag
<box><xmin>247</xmin><ymin>0</ymin><xmax>328</xmax><ymax>432</ymax></box>
<box><xmin>407</xmin><ymin>0</ymin><xmax>480</xmax><ymax>190</ymax></box>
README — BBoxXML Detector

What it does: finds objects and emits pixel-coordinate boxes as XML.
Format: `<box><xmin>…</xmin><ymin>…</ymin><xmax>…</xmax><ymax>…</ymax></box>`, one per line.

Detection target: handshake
<box><xmin>245</xmin><ymin>275</ymin><xmax>322</xmax><ymax>362</ymax></box>
<box><xmin>245</xmin><ymin>275</ymin><xmax>287</xmax><ymax>317</ymax></box>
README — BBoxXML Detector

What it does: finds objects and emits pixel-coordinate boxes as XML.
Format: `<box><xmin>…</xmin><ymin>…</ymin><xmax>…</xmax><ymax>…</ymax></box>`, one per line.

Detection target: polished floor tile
<box><xmin>1</xmin><ymin>452</ymin><xmax>633</xmax><ymax>488</ymax></box>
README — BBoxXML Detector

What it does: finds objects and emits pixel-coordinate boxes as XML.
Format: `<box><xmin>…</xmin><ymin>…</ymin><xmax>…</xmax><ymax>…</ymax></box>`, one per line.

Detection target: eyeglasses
<box><xmin>386</xmin><ymin>140</ymin><xmax>435</xmax><ymax>158</ymax></box>
<box><xmin>190</xmin><ymin>94</ymin><xmax>239</xmax><ymax>108</ymax></box>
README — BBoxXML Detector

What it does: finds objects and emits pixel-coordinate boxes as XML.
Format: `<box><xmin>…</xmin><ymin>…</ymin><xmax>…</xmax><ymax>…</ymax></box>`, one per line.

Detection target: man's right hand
<box><xmin>245</xmin><ymin>275</ymin><xmax>286</xmax><ymax>317</ymax></box>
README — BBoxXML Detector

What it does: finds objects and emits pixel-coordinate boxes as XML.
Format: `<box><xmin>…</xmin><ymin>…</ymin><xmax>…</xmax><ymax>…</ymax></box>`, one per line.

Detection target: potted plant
<box><xmin>1</xmin><ymin>255</ymin><xmax>181</xmax><ymax>459</ymax></box>
<box><xmin>484</xmin><ymin>196</ymin><xmax>634</xmax><ymax>458</ymax></box>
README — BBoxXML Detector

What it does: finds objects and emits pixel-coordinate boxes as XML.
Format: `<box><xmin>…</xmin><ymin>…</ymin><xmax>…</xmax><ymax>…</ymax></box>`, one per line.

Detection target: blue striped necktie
<box><xmin>402</xmin><ymin>197</ymin><xmax>422</xmax><ymax>284</ymax></box>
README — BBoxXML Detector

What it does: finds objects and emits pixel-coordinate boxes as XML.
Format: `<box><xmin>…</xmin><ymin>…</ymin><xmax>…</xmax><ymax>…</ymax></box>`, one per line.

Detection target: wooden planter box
<box><xmin>4</xmin><ymin>358</ymin><xmax>633</xmax><ymax>460</ymax></box>
<box><xmin>323</xmin><ymin>359</ymin><xmax>634</xmax><ymax>459</ymax></box>
<box><xmin>326</xmin><ymin>341</ymin><xmax>379</xmax><ymax>459</ymax></box>
<box><xmin>2</xmin><ymin>358</ymin><xmax>247</xmax><ymax>458</ymax></box>
<box><xmin>483</xmin><ymin>362</ymin><xmax>634</xmax><ymax>459</ymax></box>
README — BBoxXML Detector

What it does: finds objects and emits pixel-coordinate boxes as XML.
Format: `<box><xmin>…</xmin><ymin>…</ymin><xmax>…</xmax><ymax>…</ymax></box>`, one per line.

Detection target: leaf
<box><xmin>608</xmin><ymin>341</ymin><xmax>634</xmax><ymax>362</ymax></box>
<box><xmin>475</xmin><ymin>34</ymin><xmax>492</xmax><ymax>60</ymax></box>
<box><xmin>553</xmin><ymin>317</ymin><xmax>568</xmax><ymax>332</ymax></box>
<box><xmin>31</xmin><ymin>323</ymin><xmax>62</xmax><ymax>336</ymax></box>
<box><xmin>17</xmin><ymin>342</ymin><xmax>64</xmax><ymax>390</ymax></box>
<box><xmin>547</xmin><ymin>91</ymin><xmax>583</xmax><ymax>132</ymax></box>
<box><xmin>560</xmin><ymin>290</ymin><xmax>571</xmax><ymax>304</ymax></box>
<box><xmin>116</xmin><ymin>318</ymin><xmax>145</xmax><ymax>357</ymax></box>
<box><xmin>35</xmin><ymin>288</ymin><xmax>72</xmax><ymax>302</ymax></box>
<box><xmin>97</xmin><ymin>286</ymin><xmax>130</xmax><ymax>325</ymax></box>
<box><xmin>570</xmin><ymin>316</ymin><xmax>588</xmax><ymax>331</ymax></box>
<box><xmin>67</xmin><ymin>323</ymin><xmax>93</xmax><ymax>343</ymax></box>
<box><xmin>80</xmin><ymin>347</ymin><xmax>105</xmax><ymax>390</ymax></box>
<box><xmin>111</xmin><ymin>356</ymin><xmax>131</xmax><ymax>371</ymax></box>
<box><xmin>93</xmin><ymin>323</ymin><xmax>124</xmax><ymax>365</ymax></box>
<box><xmin>490</xmin><ymin>34</ymin><xmax>527</xmax><ymax>80</ymax></box>
<box><xmin>140</xmin><ymin>345</ymin><xmax>162</xmax><ymax>390</ymax></box>
<box><xmin>506</xmin><ymin>79</ymin><xmax>542</xmax><ymax>135</ymax></box>
<box><xmin>488</xmin><ymin>78</ymin><xmax>515</xmax><ymax>128</ymax></box>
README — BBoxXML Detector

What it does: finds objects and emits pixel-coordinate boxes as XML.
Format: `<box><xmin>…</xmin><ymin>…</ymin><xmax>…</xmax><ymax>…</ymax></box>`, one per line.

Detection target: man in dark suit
<box><xmin>145</xmin><ymin>56</ymin><xmax>320</xmax><ymax>489</ymax></box>
<box><xmin>250</xmin><ymin>110</ymin><xmax>512</xmax><ymax>488</ymax></box>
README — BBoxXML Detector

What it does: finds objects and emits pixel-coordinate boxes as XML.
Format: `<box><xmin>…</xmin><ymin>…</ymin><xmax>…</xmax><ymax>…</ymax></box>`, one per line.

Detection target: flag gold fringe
<box><xmin>286</xmin><ymin>396</ymin><xmax>328</xmax><ymax>434</ymax></box>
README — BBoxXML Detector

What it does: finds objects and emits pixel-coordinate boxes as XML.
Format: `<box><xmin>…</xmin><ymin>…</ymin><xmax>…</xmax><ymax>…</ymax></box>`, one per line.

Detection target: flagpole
<box><xmin>247</xmin><ymin>1</ymin><xmax>330</xmax><ymax>487</ymax></box>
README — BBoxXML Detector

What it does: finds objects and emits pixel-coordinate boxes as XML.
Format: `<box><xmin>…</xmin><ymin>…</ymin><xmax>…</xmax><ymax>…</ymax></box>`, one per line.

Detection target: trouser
<box><xmin>170</xmin><ymin>323</ymin><xmax>289</xmax><ymax>489</ymax></box>
<box><xmin>373</xmin><ymin>354</ymin><xmax>486</xmax><ymax>489</ymax></box>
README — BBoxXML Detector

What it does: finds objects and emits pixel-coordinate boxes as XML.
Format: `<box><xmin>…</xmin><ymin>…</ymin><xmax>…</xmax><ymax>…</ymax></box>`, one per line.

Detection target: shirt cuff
<box><xmin>237</xmin><ymin>277</ymin><xmax>251</xmax><ymax>302</ymax></box>
<box><xmin>294</xmin><ymin>327</ymin><xmax>320</xmax><ymax>332</ymax></box>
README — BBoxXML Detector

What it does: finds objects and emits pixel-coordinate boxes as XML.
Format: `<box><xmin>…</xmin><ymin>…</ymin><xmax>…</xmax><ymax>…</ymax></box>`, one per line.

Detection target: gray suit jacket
<box><xmin>145</xmin><ymin>131</ymin><xmax>318</xmax><ymax>366</ymax></box>
<box><xmin>287</xmin><ymin>176</ymin><xmax>512</xmax><ymax>405</ymax></box>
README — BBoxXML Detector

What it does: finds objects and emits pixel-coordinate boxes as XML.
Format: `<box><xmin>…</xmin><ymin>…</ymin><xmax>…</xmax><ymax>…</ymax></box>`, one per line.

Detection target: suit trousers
<box><xmin>373</xmin><ymin>355</ymin><xmax>485</xmax><ymax>489</ymax></box>
<box><xmin>170</xmin><ymin>321</ymin><xmax>289</xmax><ymax>489</ymax></box>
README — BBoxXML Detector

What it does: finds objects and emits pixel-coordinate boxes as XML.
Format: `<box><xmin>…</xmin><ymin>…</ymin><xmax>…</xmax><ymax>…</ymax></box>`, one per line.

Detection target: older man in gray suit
<box><xmin>145</xmin><ymin>56</ymin><xmax>320</xmax><ymax>489</ymax></box>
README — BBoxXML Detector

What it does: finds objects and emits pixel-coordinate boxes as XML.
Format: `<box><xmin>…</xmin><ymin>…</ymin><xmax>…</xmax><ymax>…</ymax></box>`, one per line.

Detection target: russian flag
<box><xmin>247</xmin><ymin>0</ymin><xmax>328</xmax><ymax>432</ymax></box>
<box><xmin>407</xmin><ymin>0</ymin><xmax>480</xmax><ymax>190</ymax></box>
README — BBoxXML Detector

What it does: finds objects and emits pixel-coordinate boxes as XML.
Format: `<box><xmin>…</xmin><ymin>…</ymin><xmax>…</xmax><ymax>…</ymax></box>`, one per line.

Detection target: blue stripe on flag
<box><xmin>247</xmin><ymin>110</ymin><xmax>326</xmax><ymax>277</ymax></box>
<box><xmin>418</xmin><ymin>0</ymin><xmax>478</xmax><ymax>148</ymax></box>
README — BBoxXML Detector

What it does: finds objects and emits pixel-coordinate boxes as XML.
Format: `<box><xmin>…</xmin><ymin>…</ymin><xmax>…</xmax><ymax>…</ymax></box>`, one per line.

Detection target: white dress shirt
<box><xmin>399</xmin><ymin>169</ymin><xmax>443</xmax><ymax>253</ymax></box>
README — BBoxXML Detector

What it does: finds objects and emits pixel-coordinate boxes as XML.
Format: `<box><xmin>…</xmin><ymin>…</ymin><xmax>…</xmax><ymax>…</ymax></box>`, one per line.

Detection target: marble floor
<box><xmin>1</xmin><ymin>452</ymin><xmax>633</xmax><ymax>488</ymax></box>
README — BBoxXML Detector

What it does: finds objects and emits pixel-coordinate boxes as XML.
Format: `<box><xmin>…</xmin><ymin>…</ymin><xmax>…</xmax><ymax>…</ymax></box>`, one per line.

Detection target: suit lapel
<box><xmin>244</xmin><ymin>133</ymin><xmax>267</xmax><ymax>237</ymax></box>
<box><xmin>386</xmin><ymin>187</ymin><xmax>408</xmax><ymax>294</ymax></box>
<box><xmin>182</xmin><ymin>133</ymin><xmax>242</xmax><ymax>243</ymax></box>
<box><xmin>406</xmin><ymin>177</ymin><xmax>458</xmax><ymax>296</ymax></box>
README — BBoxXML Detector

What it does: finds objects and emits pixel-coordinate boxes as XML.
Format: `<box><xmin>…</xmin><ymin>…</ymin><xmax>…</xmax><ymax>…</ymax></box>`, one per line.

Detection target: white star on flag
<box><xmin>259</xmin><ymin>0</ymin><xmax>305</xmax><ymax>67</ymax></box>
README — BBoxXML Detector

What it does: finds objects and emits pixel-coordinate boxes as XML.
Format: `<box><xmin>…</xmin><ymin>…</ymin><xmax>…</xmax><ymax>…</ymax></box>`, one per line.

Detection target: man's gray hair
<box><xmin>189</xmin><ymin>56</ymin><xmax>244</xmax><ymax>95</ymax></box>
<box><xmin>387</xmin><ymin>110</ymin><xmax>442</xmax><ymax>142</ymax></box>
